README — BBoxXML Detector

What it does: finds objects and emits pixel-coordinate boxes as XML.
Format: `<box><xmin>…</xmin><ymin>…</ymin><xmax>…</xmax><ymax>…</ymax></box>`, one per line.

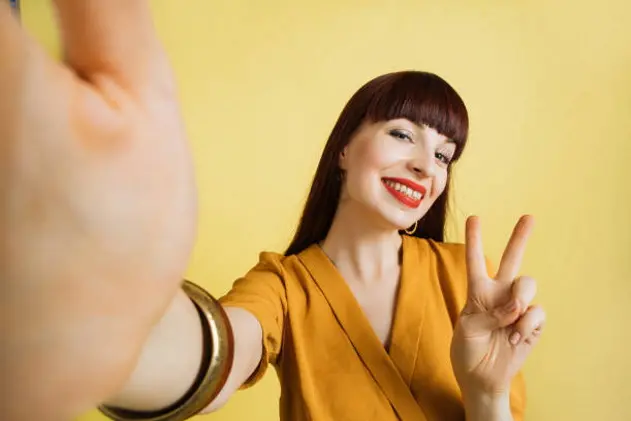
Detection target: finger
<box><xmin>496</xmin><ymin>215</ymin><xmax>534</xmax><ymax>282</ymax></box>
<box><xmin>1</xmin><ymin>2</ymin><xmax>64</xmax><ymax>141</ymax></box>
<box><xmin>511</xmin><ymin>276</ymin><xmax>537</xmax><ymax>313</ymax></box>
<box><xmin>53</xmin><ymin>0</ymin><xmax>170</xmax><ymax>94</ymax></box>
<box><xmin>465</xmin><ymin>216</ymin><xmax>488</xmax><ymax>282</ymax></box>
<box><xmin>460</xmin><ymin>298</ymin><xmax>521</xmax><ymax>335</ymax></box>
<box><xmin>524</xmin><ymin>324</ymin><xmax>544</xmax><ymax>346</ymax></box>
<box><xmin>0</xmin><ymin>1</ymin><xmax>33</xmax><ymax>77</ymax></box>
<box><xmin>509</xmin><ymin>305</ymin><xmax>546</xmax><ymax>346</ymax></box>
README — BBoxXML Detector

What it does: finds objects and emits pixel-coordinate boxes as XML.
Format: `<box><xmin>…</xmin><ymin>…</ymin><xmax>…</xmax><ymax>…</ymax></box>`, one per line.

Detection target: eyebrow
<box><xmin>392</xmin><ymin>120</ymin><xmax>457</xmax><ymax>144</ymax></box>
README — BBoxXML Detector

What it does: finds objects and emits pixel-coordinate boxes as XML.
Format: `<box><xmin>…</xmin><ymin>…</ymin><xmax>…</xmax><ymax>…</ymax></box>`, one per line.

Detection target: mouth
<box><xmin>382</xmin><ymin>177</ymin><xmax>426</xmax><ymax>209</ymax></box>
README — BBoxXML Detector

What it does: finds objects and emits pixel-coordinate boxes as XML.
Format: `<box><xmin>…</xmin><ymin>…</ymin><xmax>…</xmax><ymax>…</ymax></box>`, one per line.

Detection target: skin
<box><xmin>0</xmin><ymin>2</ymin><xmax>545</xmax><ymax>420</ymax></box>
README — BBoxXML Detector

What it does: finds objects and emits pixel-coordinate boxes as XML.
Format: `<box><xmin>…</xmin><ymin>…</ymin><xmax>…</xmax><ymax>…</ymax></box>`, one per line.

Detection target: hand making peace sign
<box><xmin>451</xmin><ymin>215</ymin><xmax>546</xmax><ymax>397</ymax></box>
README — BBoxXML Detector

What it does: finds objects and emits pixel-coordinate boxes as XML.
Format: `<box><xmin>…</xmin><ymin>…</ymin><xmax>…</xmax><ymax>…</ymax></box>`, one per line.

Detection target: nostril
<box><xmin>412</xmin><ymin>165</ymin><xmax>426</xmax><ymax>175</ymax></box>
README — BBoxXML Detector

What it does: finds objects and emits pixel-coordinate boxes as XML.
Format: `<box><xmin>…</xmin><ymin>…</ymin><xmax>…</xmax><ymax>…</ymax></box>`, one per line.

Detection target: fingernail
<box><xmin>503</xmin><ymin>299</ymin><xmax>517</xmax><ymax>314</ymax></box>
<box><xmin>510</xmin><ymin>332</ymin><xmax>521</xmax><ymax>345</ymax></box>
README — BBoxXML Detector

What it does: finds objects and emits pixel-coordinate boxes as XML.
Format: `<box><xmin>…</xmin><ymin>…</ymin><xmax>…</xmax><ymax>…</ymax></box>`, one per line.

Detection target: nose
<box><xmin>409</xmin><ymin>148</ymin><xmax>436</xmax><ymax>178</ymax></box>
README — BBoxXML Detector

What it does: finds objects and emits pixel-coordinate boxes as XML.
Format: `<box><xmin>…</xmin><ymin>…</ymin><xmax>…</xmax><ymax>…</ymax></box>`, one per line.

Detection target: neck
<box><xmin>320</xmin><ymin>199</ymin><xmax>402</xmax><ymax>284</ymax></box>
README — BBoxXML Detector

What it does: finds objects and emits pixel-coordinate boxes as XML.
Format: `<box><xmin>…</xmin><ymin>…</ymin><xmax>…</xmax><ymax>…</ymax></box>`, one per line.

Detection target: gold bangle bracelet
<box><xmin>98</xmin><ymin>280</ymin><xmax>234</xmax><ymax>421</ymax></box>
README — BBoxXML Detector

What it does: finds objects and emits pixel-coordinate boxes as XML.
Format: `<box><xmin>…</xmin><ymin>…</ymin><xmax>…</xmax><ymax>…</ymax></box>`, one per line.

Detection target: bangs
<box><xmin>363</xmin><ymin>71</ymin><xmax>469</xmax><ymax>157</ymax></box>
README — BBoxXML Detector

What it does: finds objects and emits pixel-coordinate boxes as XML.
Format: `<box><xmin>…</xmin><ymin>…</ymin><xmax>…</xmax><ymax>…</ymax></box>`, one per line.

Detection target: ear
<box><xmin>339</xmin><ymin>146</ymin><xmax>349</xmax><ymax>170</ymax></box>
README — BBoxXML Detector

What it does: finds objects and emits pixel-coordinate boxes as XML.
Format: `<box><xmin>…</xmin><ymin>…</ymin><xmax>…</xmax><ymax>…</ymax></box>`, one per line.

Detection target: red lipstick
<box><xmin>382</xmin><ymin>177</ymin><xmax>426</xmax><ymax>209</ymax></box>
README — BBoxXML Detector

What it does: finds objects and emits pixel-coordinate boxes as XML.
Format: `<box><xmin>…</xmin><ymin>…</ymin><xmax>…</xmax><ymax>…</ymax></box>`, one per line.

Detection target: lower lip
<box><xmin>382</xmin><ymin>181</ymin><xmax>423</xmax><ymax>209</ymax></box>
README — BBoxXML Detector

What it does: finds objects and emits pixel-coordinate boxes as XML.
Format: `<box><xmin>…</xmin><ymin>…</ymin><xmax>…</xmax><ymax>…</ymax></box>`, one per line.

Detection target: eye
<box><xmin>389</xmin><ymin>129</ymin><xmax>414</xmax><ymax>143</ymax></box>
<box><xmin>435</xmin><ymin>151</ymin><xmax>453</xmax><ymax>165</ymax></box>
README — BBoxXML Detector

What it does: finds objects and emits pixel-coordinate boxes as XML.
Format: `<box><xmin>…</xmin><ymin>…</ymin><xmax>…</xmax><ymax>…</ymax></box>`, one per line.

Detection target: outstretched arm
<box><xmin>102</xmin><ymin>295</ymin><xmax>265</xmax><ymax>415</ymax></box>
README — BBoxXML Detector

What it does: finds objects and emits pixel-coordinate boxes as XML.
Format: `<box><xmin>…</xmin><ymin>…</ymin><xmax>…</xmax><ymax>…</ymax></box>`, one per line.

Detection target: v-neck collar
<box><xmin>388</xmin><ymin>235</ymin><xmax>430</xmax><ymax>386</ymax></box>
<box><xmin>297</xmin><ymin>235</ymin><xmax>428</xmax><ymax>421</ymax></box>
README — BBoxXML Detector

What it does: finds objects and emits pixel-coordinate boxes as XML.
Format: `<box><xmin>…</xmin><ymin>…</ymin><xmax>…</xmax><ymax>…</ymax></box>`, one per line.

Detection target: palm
<box><xmin>451</xmin><ymin>216</ymin><xmax>544</xmax><ymax>394</ymax></box>
<box><xmin>1</xmin><ymin>3</ymin><xmax>196</xmax><ymax>419</ymax></box>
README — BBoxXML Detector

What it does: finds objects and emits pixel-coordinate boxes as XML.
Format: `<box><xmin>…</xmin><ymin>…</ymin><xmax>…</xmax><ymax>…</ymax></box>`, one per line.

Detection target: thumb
<box><xmin>461</xmin><ymin>299</ymin><xmax>521</xmax><ymax>335</ymax></box>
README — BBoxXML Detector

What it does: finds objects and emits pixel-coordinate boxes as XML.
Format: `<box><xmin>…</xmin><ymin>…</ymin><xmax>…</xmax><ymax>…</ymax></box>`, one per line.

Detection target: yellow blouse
<box><xmin>219</xmin><ymin>235</ymin><xmax>525</xmax><ymax>420</ymax></box>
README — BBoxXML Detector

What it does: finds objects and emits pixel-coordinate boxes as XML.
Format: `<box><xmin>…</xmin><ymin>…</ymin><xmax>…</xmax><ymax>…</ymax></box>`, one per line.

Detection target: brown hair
<box><xmin>285</xmin><ymin>71</ymin><xmax>469</xmax><ymax>256</ymax></box>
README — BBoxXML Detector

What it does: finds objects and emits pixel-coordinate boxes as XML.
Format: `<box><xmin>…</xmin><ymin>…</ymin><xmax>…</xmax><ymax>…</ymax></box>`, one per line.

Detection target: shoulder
<box><xmin>404</xmin><ymin>237</ymin><xmax>471</xmax><ymax>312</ymax></box>
<box><xmin>242</xmin><ymin>249</ymin><xmax>310</xmax><ymax>287</ymax></box>
<box><xmin>220</xmin><ymin>251</ymin><xmax>290</xmax><ymax>294</ymax></box>
<box><xmin>405</xmin><ymin>236</ymin><xmax>467</xmax><ymax>268</ymax></box>
<box><xmin>404</xmin><ymin>236</ymin><xmax>494</xmax><ymax>277</ymax></box>
<box><xmin>253</xmin><ymin>251</ymin><xmax>287</xmax><ymax>273</ymax></box>
<box><xmin>219</xmin><ymin>251</ymin><xmax>292</xmax><ymax>306</ymax></box>
<box><xmin>254</xmin><ymin>250</ymin><xmax>306</xmax><ymax>275</ymax></box>
<box><xmin>406</xmin><ymin>237</ymin><xmax>469</xmax><ymax>292</ymax></box>
<box><xmin>429</xmin><ymin>239</ymin><xmax>467</xmax><ymax>262</ymax></box>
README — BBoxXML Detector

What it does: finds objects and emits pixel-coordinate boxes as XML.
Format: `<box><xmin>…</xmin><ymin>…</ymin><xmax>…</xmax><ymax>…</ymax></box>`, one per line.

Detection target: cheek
<box><xmin>355</xmin><ymin>139</ymin><xmax>387</xmax><ymax>167</ymax></box>
<box><xmin>344</xmin><ymin>145</ymin><xmax>392</xmax><ymax>203</ymax></box>
<box><xmin>350</xmin><ymin>138</ymin><xmax>401</xmax><ymax>177</ymax></box>
<box><xmin>346</xmin><ymin>142</ymin><xmax>383</xmax><ymax>183</ymax></box>
<box><xmin>429</xmin><ymin>170</ymin><xmax>449</xmax><ymax>200</ymax></box>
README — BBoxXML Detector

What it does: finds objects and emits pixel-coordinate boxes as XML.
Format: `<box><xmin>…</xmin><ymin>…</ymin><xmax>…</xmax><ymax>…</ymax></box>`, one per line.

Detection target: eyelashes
<box><xmin>388</xmin><ymin>129</ymin><xmax>454</xmax><ymax>165</ymax></box>
<box><xmin>435</xmin><ymin>151</ymin><xmax>453</xmax><ymax>165</ymax></box>
<box><xmin>389</xmin><ymin>129</ymin><xmax>413</xmax><ymax>142</ymax></box>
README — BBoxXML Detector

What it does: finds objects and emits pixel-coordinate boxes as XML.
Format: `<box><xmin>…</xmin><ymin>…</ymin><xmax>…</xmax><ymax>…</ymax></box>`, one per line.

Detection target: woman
<box><xmin>0</xmin><ymin>2</ymin><xmax>544</xmax><ymax>421</ymax></box>
<box><xmin>99</xmin><ymin>70</ymin><xmax>543</xmax><ymax>421</ymax></box>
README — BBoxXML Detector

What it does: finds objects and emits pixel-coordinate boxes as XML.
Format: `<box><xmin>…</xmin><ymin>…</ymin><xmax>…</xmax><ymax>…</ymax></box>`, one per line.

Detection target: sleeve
<box><xmin>218</xmin><ymin>252</ymin><xmax>288</xmax><ymax>388</ymax></box>
<box><xmin>484</xmin><ymin>255</ymin><xmax>496</xmax><ymax>278</ymax></box>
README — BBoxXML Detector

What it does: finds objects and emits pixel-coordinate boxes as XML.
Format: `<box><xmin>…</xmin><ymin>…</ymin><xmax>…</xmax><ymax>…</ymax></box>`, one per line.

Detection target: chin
<box><xmin>373</xmin><ymin>206</ymin><xmax>422</xmax><ymax>232</ymax></box>
<box><xmin>379</xmin><ymin>202</ymin><xmax>432</xmax><ymax>232</ymax></box>
<box><xmin>352</xmin><ymin>189</ymin><xmax>430</xmax><ymax>231</ymax></box>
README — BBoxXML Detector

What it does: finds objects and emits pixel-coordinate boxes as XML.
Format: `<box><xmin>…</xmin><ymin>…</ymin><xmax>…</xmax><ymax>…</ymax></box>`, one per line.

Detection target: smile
<box><xmin>382</xmin><ymin>178</ymin><xmax>426</xmax><ymax>209</ymax></box>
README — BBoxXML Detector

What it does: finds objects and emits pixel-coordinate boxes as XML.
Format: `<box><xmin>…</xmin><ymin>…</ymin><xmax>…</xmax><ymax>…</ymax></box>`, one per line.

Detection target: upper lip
<box><xmin>384</xmin><ymin>177</ymin><xmax>427</xmax><ymax>196</ymax></box>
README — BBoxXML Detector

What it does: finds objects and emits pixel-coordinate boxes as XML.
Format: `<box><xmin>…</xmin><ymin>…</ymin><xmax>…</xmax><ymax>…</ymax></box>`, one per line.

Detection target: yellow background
<box><xmin>22</xmin><ymin>0</ymin><xmax>631</xmax><ymax>420</ymax></box>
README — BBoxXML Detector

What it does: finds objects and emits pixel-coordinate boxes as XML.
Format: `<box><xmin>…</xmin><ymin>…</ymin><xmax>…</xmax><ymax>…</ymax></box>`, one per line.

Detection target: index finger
<box><xmin>465</xmin><ymin>215</ymin><xmax>488</xmax><ymax>281</ymax></box>
<box><xmin>496</xmin><ymin>215</ymin><xmax>535</xmax><ymax>282</ymax></box>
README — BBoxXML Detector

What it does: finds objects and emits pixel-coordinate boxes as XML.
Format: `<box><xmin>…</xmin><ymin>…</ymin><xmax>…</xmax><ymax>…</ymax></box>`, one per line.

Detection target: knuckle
<box><xmin>531</xmin><ymin>305</ymin><xmax>546</xmax><ymax>319</ymax></box>
<box><xmin>516</xmin><ymin>275</ymin><xmax>537</xmax><ymax>287</ymax></box>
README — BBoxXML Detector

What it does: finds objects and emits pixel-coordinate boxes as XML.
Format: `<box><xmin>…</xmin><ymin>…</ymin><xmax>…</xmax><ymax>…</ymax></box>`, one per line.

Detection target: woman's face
<box><xmin>339</xmin><ymin>118</ymin><xmax>455</xmax><ymax>231</ymax></box>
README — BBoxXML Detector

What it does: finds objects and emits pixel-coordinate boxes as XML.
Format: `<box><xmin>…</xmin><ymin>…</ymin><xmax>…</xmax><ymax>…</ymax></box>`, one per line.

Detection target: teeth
<box><xmin>384</xmin><ymin>180</ymin><xmax>423</xmax><ymax>200</ymax></box>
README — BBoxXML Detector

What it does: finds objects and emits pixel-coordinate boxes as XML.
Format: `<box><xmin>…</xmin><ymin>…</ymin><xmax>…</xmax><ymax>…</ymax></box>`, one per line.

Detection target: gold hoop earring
<box><xmin>404</xmin><ymin>221</ymin><xmax>418</xmax><ymax>235</ymax></box>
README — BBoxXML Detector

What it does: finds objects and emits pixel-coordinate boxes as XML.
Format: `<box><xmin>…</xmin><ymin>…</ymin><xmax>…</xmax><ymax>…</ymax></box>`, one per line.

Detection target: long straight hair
<box><xmin>285</xmin><ymin>71</ymin><xmax>469</xmax><ymax>256</ymax></box>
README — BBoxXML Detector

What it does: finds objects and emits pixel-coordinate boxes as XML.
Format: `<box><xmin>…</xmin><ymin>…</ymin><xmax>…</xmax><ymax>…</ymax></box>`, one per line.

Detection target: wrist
<box><xmin>462</xmin><ymin>390</ymin><xmax>512</xmax><ymax>421</ymax></box>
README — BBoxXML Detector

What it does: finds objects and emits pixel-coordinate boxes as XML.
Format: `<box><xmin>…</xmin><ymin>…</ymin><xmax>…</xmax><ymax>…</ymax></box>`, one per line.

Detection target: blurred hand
<box><xmin>0</xmin><ymin>2</ymin><xmax>197</xmax><ymax>419</ymax></box>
